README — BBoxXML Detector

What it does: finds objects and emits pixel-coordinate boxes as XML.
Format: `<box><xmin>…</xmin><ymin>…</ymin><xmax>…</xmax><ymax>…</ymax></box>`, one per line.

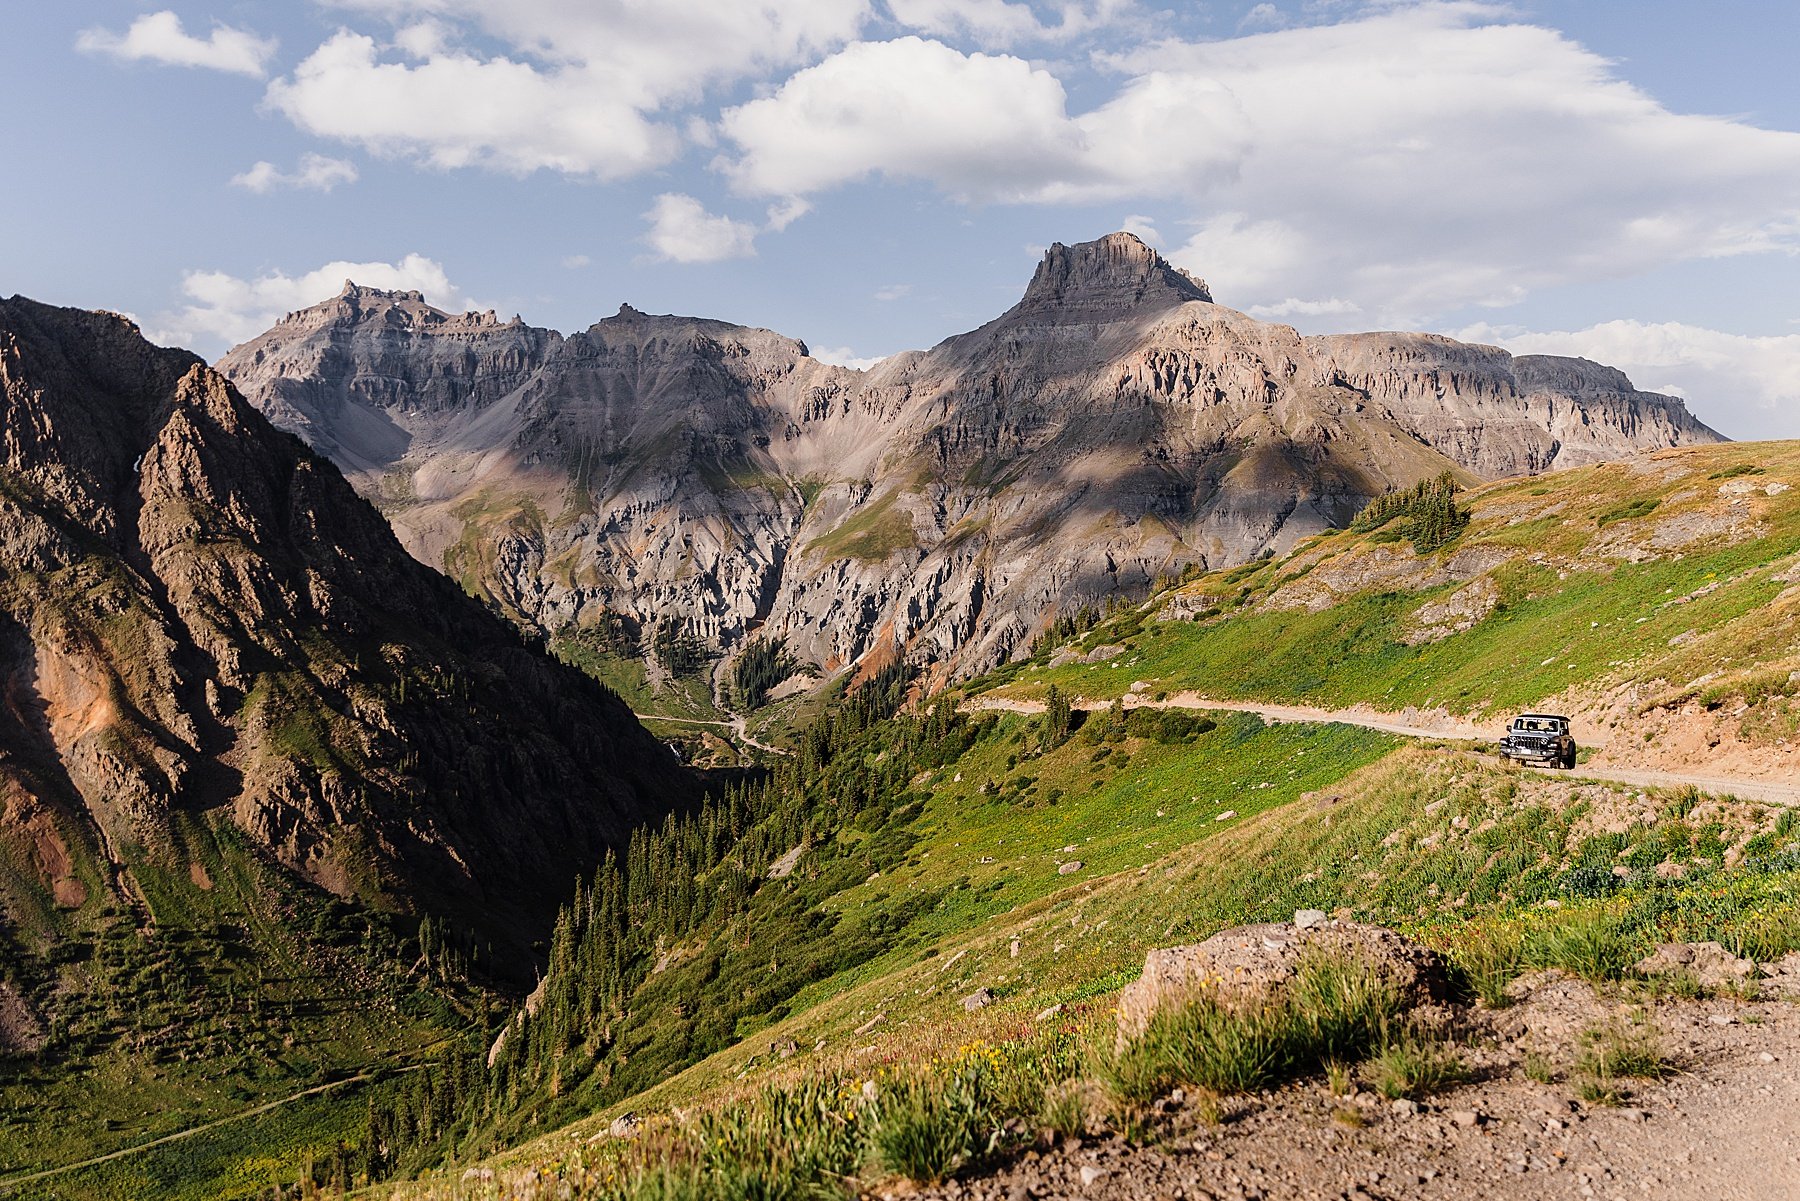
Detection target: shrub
<box><xmin>1038</xmin><ymin>1080</ymin><xmax>1088</xmax><ymax>1139</ymax></box>
<box><xmin>1124</xmin><ymin>708</ymin><xmax>1218</xmax><ymax>744</ymax></box>
<box><xmin>1096</xmin><ymin>955</ymin><xmax>1408</xmax><ymax>1105</ymax></box>
<box><xmin>1596</xmin><ymin>497</ymin><xmax>1661</xmax><ymax>527</ymax></box>
<box><xmin>1574</xmin><ymin>1023</ymin><xmax>1666</xmax><ymax>1104</ymax></box>
<box><xmin>1367</xmin><ymin>1030</ymin><xmax>1465</xmax><ymax>1099</ymax></box>
<box><xmin>871</xmin><ymin>1076</ymin><xmax>989</xmax><ymax>1184</ymax></box>
<box><xmin>1576</xmin><ymin>1024</ymin><xmax>1666</xmax><ymax>1081</ymax></box>
<box><xmin>1449</xmin><ymin>925</ymin><xmax>1524</xmax><ymax>1008</ymax></box>
<box><xmin>1525</xmin><ymin>910</ymin><xmax>1643</xmax><ymax>981</ymax></box>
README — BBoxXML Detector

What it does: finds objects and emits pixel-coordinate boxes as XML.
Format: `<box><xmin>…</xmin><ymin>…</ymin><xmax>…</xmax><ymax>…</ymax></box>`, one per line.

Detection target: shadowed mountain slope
<box><xmin>0</xmin><ymin>296</ymin><xmax>687</xmax><ymax>970</ymax></box>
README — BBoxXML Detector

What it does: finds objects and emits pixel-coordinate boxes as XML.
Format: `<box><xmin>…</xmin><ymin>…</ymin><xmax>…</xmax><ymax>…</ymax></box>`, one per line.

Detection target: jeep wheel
<box><xmin>1563</xmin><ymin>745</ymin><xmax>1578</xmax><ymax>769</ymax></box>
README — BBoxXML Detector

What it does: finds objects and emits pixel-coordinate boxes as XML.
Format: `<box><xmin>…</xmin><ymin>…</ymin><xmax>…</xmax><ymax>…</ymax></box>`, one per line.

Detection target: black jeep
<box><xmin>1497</xmin><ymin>713</ymin><xmax>1577</xmax><ymax>769</ymax></box>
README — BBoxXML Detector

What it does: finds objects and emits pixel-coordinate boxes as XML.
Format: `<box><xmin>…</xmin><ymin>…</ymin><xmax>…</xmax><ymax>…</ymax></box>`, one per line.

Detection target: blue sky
<box><xmin>5</xmin><ymin>1</ymin><xmax>1798</xmax><ymax>438</ymax></box>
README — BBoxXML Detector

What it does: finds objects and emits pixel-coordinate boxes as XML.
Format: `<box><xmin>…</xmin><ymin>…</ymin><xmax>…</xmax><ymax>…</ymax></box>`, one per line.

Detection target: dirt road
<box><xmin>632</xmin><ymin>712</ymin><xmax>791</xmax><ymax>757</ymax></box>
<box><xmin>964</xmin><ymin>692</ymin><xmax>1800</xmax><ymax>807</ymax></box>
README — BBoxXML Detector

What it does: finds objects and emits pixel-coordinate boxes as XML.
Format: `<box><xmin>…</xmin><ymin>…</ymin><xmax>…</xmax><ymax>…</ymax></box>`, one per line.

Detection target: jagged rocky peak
<box><xmin>273</xmin><ymin>280</ymin><xmax>513</xmax><ymax>331</ymax></box>
<box><xmin>1012</xmin><ymin>231</ymin><xmax>1213</xmax><ymax>320</ymax></box>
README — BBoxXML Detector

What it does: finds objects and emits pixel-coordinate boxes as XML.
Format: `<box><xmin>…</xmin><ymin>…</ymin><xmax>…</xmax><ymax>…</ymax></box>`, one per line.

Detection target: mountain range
<box><xmin>218</xmin><ymin>233</ymin><xmax>1722</xmax><ymax>685</ymax></box>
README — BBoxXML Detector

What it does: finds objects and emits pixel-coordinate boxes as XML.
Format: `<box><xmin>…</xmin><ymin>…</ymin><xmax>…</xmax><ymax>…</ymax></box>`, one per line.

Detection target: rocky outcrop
<box><xmin>220</xmin><ymin>281</ymin><xmax>562</xmax><ymax>477</ymax></box>
<box><xmin>218</xmin><ymin>233</ymin><xmax>1723</xmax><ymax>684</ymax></box>
<box><xmin>1114</xmin><ymin>919</ymin><xmax>1452</xmax><ymax>1041</ymax></box>
<box><xmin>0</xmin><ymin>296</ymin><xmax>686</xmax><ymax>971</ymax></box>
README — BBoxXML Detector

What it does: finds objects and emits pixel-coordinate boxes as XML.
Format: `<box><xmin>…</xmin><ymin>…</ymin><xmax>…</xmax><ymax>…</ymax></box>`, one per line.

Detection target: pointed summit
<box><xmin>1012</xmin><ymin>232</ymin><xmax>1212</xmax><ymax>321</ymax></box>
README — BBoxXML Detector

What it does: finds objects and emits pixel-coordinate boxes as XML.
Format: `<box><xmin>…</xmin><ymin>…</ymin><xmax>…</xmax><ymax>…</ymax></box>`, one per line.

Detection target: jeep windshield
<box><xmin>1510</xmin><ymin>717</ymin><xmax>1564</xmax><ymax>734</ymax></box>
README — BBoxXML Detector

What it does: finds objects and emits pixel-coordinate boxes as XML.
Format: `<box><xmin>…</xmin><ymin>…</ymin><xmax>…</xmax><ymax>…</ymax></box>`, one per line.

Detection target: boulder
<box><xmin>1634</xmin><ymin>941</ymin><xmax>1755</xmax><ymax>987</ymax></box>
<box><xmin>1115</xmin><ymin>921</ymin><xmax>1451</xmax><ymax>1041</ymax></box>
<box><xmin>1759</xmin><ymin>952</ymin><xmax>1800</xmax><ymax>998</ymax></box>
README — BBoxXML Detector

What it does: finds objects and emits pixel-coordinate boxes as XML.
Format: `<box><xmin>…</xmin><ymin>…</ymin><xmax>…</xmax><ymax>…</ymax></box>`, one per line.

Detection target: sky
<box><xmin>4</xmin><ymin>1</ymin><xmax>1799</xmax><ymax>439</ymax></box>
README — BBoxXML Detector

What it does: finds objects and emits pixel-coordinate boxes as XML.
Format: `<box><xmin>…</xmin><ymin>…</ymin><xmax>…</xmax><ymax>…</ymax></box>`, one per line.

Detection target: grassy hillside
<box><xmin>24</xmin><ymin>443</ymin><xmax>1796</xmax><ymax>1198</ymax></box>
<box><xmin>347</xmin><ymin>442</ymin><xmax>1800</xmax><ymax>1200</ymax></box>
<box><xmin>389</xmin><ymin>743</ymin><xmax>1800</xmax><ymax>1198</ymax></box>
<box><xmin>978</xmin><ymin>443</ymin><xmax>1799</xmax><ymax>760</ymax></box>
<box><xmin>0</xmin><ymin>818</ymin><xmax>486</xmax><ymax>1200</ymax></box>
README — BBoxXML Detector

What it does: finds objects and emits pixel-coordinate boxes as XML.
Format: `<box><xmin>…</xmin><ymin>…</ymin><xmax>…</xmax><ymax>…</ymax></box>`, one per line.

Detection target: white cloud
<box><xmin>809</xmin><ymin>345</ymin><xmax>888</xmax><ymax>370</ymax></box>
<box><xmin>561</xmin><ymin>254</ymin><xmax>592</xmax><ymax>269</ymax></box>
<box><xmin>719</xmin><ymin>37</ymin><xmax>1102</xmax><ymax>201</ymax></box>
<box><xmin>263</xmin><ymin>0</ymin><xmax>868</xmax><ymax>177</ymax></box>
<box><xmin>146</xmin><ymin>254</ymin><xmax>477</xmax><ymax>353</ymax></box>
<box><xmin>873</xmin><ymin>284</ymin><xmax>912</xmax><ymax>302</ymax></box>
<box><xmin>717</xmin><ymin>5</ymin><xmax>1800</xmax><ymax>324</ymax></box>
<box><xmin>1458</xmin><ymin>319</ymin><xmax>1800</xmax><ymax>441</ymax></box>
<box><xmin>265</xmin><ymin>32</ymin><xmax>677</xmax><ymax>177</ymax></box>
<box><xmin>642</xmin><ymin>195</ymin><xmax>760</xmax><ymax>264</ymax></box>
<box><xmin>1238</xmin><ymin>3</ymin><xmax>1287</xmax><ymax>31</ymax></box>
<box><xmin>765</xmin><ymin>197</ymin><xmax>813</xmax><ymax>232</ymax></box>
<box><xmin>885</xmin><ymin>0</ymin><xmax>1139</xmax><ymax>48</ymax></box>
<box><xmin>230</xmin><ymin>153</ymin><xmax>359</xmax><ymax>193</ymax></box>
<box><xmin>1120</xmin><ymin>214</ymin><xmax>1161</xmax><ymax>247</ymax></box>
<box><xmin>77</xmin><ymin>10</ymin><xmax>277</xmax><ymax>77</ymax></box>
<box><xmin>1247</xmin><ymin>297</ymin><xmax>1361</xmax><ymax>320</ymax></box>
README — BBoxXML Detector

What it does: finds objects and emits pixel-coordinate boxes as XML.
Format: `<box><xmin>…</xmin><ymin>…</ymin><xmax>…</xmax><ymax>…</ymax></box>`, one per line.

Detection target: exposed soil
<box><xmin>898</xmin><ymin>976</ymin><xmax>1800</xmax><ymax>1201</ymax></box>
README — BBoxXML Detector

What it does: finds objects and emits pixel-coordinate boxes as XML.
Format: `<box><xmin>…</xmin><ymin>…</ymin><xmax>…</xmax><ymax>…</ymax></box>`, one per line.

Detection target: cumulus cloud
<box><xmin>77</xmin><ymin>10</ymin><xmax>277</xmax><ymax>77</ymax></box>
<box><xmin>230</xmin><ymin>153</ymin><xmax>359</xmax><ymax>193</ymax></box>
<box><xmin>718</xmin><ymin>37</ymin><xmax>1105</xmax><ymax>201</ymax></box>
<box><xmin>641</xmin><ymin>195</ymin><xmax>760</xmax><ymax>263</ymax></box>
<box><xmin>1247</xmin><ymin>297</ymin><xmax>1361</xmax><ymax>320</ymax></box>
<box><xmin>263</xmin><ymin>0</ymin><xmax>867</xmax><ymax>176</ymax></box>
<box><xmin>717</xmin><ymin>5</ymin><xmax>1800</xmax><ymax>325</ymax></box>
<box><xmin>146</xmin><ymin>254</ymin><xmax>477</xmax><ymax>353</ymax></box>
<box><xmin>885</xmin><ymin>0</ymin><xmax>1140</xmax><ymax>47</ymax></box>
<box><xmin>1119</xmin><ymin>214</ymin><xmax>1162</xmax><ymax>246</ymax></box>
<box><xmin>873</xmin><ymin>284</ymin><xmax>912</xmax><ymax>301</ymax></box>
<box><xmin>1457</xmin><ymin>320</ymin><xmax>1800</xmax><ymax>441</ymax></box>
<box><xmin>265</xmin><ymin>32</ymin><xmax>677</xmax><ymax>177</ymax></box>
<box><xmin>1238</xmin><ymin>3</ymin><xmax>1287</xmax><ymax>31</ymax></box>
<box><xmin>809</xmin><ymin>345</ymin><xmax>889</xmax><ymax>370</ymax></box>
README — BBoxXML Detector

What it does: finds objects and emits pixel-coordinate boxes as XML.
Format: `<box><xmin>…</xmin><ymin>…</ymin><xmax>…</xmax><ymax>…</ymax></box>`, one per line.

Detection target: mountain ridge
<box><xmin>217</xmin><ymin>233</ymin><xmax>1723</xmax><ymax>686</ymax></box>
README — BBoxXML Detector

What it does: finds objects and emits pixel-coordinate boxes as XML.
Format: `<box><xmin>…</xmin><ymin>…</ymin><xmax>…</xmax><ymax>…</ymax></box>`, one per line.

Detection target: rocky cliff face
<box><xmin>219</xmin><ymin>233</ymin><xmax>1723</xmax><ymax>683</ymax></box>
<box><xmin>0</xmin><ymin>296</ymin><xmax>685</xmax><ymax>969</ymax></box>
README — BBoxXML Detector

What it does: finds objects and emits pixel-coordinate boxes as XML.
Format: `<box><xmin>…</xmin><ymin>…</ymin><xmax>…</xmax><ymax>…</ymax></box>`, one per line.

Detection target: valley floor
<box><xmin>902</xmin><ymin>976</ymin><xmax>1800</xmax><ymax>1201</ymax></box>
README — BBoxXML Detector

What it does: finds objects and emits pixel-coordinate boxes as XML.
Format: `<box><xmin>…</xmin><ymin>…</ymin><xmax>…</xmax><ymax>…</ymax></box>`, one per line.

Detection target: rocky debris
<box><xmin>1405</xmin><ymin>576</ymin><xmax>1501</xmax><ymax>644</ymax></box>
<box><xmin>0</xmin><ymin>983</ymin><xmax>45</xmax><ymax>1055</ymax></box>
<box><xmin>768</xmin><ymin>845</ymin><xmax>805</xmax><ymax>879</ymax></box>
<box><xmin>607</xmin><ymin>1112</ymin><xmax>641</xmax><ymax>1140</ymax></box>
<box><xmin>1760</xmin><ymin>952</ymin><xmax>1800</xmax><ymax>998</ymax></box>
<box><xmin>1293</xmin><ymin>908</ymin><xmax>1329</xmax><ymax>930</ymax></box>
<box><xmin>1058</xmin><ymin>861</ymin><xmax>1084</xmax><ymax>875</ymax></box>
<box><xmin>1115</xmin><ymin>921</ymin><xmax>1451</xmax><ymax>1040</ymax></box>
<box><xmin>963</xmin><ymin>989</ymin><xmax>995</xmax><ymax>1012</ymax></box>
<box><xmin>901</xmin><ymin>980</ymin><xmax>1800</xmax><ymax>1201</ymax></box>
<box><xmin>1634</xmin><ymin>941</ymin><xmax>1756</xmax><ymax>988</ymax></box>
<box><xmin>219</xmin><ymin>233</ymin><xmax>1720</xmax><ymax>685</ymax></box>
